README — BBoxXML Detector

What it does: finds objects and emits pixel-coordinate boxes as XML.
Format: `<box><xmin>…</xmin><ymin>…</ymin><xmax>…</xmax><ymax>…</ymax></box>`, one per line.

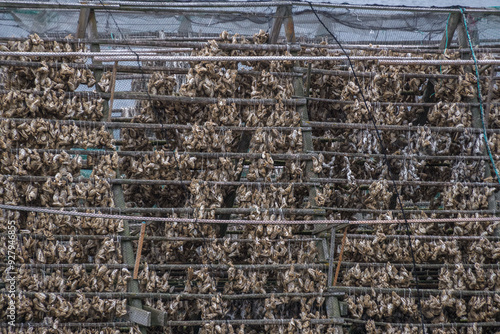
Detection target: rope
<box><xmin>379</xmin><ymin>59</ymin><xmax>500</xmax><ymax>65</ymax></box>
<box><xmin>3</xmin><ymin>261</ymin><xmax>499</xmax><ymax>271</ymax></box>
<box><xmin>2</xmin><ymin>201</ymin><xmax>499</xmax><ymax>226</ymax></box>
<box><xmin>6</xmin><ymin>116</ymin><xmax>500</xmax><ymax>133</ymax></box>
<box><xmin>92</xmin><ymin>55</ymin><xmax>424</xmax><ymax>62</ymax></box>
<box><xmin>0</xmin><ymin>51</ymin><xmax>424</xmax><ymax>61</ymax></box>
<box><xmin>347</xmin><ymin>319</ymin><xmax>500</xmax><ymax>329</ymax></box>
<box><xmin>460</xmin><ymin>8</ymin><xmax>500</xmax><ymax>185</ymax></box>
<box><xmin>0</xmin><ymin>291</ymin><xmax>343</xmax><ymax>299</ymax></box>
<box><xmin>0</xmin><ymin>147</ymin><xmax>496</xmax><ymax>162</ymax></box>
<box><xmin>307</xmin><ymin>3</ymin><xmax>427</xmax><ymax>333</ymax></box>
<box><xmin>4</xmin><ymin>174</ymin><xmax>500</xmax><ymax>187</ymax></box>
<box><xmin>98</xmin><ymin>56</ymin><xmax>500</xmax><ymax>64</ymax></box>
<box><xmin>4</xmin><ymin>231</ymin><xmax>500</xmax><ymax>242</ymax></box>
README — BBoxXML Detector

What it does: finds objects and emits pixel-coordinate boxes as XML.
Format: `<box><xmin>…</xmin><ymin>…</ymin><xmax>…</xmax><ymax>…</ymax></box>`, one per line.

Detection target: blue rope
<box><xmin>460</xmin><ymin>8</ymin><xmax>500</xmax><ymax>185</ymax></box>
<box><xmin>444</xmin><ymin>13</ymin><xmax>451</xmax><ymax>51</ymax></box>
<box><xmin>439</xmin><ymin>14</ymin><xmax>451</xmax><ymax>75</ymax></box>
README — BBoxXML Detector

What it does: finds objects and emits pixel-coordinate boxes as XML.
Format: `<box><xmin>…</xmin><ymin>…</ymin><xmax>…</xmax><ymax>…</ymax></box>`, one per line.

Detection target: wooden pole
<box><xmin>282</xmin><ymin>2</ymin><xmax>343</xmax><ymax>324</ymax></box>
<box><xmin>106</xmin><ymin>61</ymin><xmax>118</xmax><ymax>122</ymax></box>
<box><xmin>332</xmin><ymin>228</ymin><xmax>347</xmax><ymax>287</ymax></box>
<box><xmin>87</xmin><ymin>9</ymin><xmax>147</xmax><ymax>333</ymax></box>
<box><xmin>305</xmin><ymin>62</ymin><xmax>312</xmax><ymax>97</ymax></box>
<box><xmin>327</xmin><ymin>227</ymin><xmax>335</xmax><ymax>287</ymax></box>
<box><xmin>216</xmin><ymin>3</ymin><xmax>289</xmax><ymax>237</ymax></box>
<box><xmin>417</xmin><ymin>12</ymin><xmax>461</xmax><ymax>125</ymax></box>
<box><xmin>439</xmin><ymin>13</ymin><xmax>461</xmax><ymax>51</ymax></box>
<box><xmin>269</xmin><ymin>5</ymin><xmax>287</xmax><ymax>43</ymax></box>
<box><xmin>76</xmin><ymin>8</ymin><xmax>91</xmax><ymax>39</ymax></box>
<box><xmin>133</xmin><ymin>222</ymin><xmax>147</xmax><ymax>279</ymax></box>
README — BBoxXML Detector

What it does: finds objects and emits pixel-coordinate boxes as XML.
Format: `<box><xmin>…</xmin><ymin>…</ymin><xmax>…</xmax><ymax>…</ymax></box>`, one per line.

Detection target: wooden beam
<box><xmin>439</xmin><ymin>13</ymin><xmax>461</xmax><ymax>50</ymax></box>
<box><xmin>305</xmin><ymin>63</ymin><xmax>312</xmax><ymax>97</ymax></box>
<box><xmin>283</xmin><ymin>3</ymin><xmax>342</xmax><ymax>325</ymax></box>
<box><xmin>269</xmin><ymin>5</ymin><xmax>287</xmax><ymax>43</ymax></box>
<box><xmin>217</xmin><ymin>2</ymin><xmax>288</xmax><ymax>237</ymax></box>
<box><xmin>178</xmin><ymin>16</ymin><xmax>192</xmax><ymax>36</ymax></box>
<box><xmin>458</xmin><ymin>20</ymin><xmax>480</xmax><ymax>126</ymax></box>
<box><xmin>88</xmin><ymin>10</ymin><xmax>110</xmax><ymax>122</ymax></box>
<box><xmin>282</xmin><ymin>6</ymin><xmax>295</xmax><ymax>44</ymax></box>
<box><xmin>327</xmin><ymin>228</ymin><xmax>335</xmax><ymax>287</ymax></box>
<box><xmin>75</xmin><ymin>8</ymin><xmax>91</xmax><ymax>39</ymax></box>
<box><xmin>107</xmin><ymin>61</ymin><xmax>118</xmax><ymax>122</ymax></box>
<box><xmin>127</xmin><ymin>306</ymin><xmax>151</xmax><ymax>327</ymax></box>
<box><xmin>88</xmin><ymin>9</ymin><xmax>146</xmax><ymax>333</ymax></box>
<box><xmin>87</xmin><ymin>10</ymin><xmax>100</xmax><ymax>54</ymax></box>
<box><xmin>143</xmin><ymin>305</ymin><xmax>167</xmax><ymax>326</ymax></box>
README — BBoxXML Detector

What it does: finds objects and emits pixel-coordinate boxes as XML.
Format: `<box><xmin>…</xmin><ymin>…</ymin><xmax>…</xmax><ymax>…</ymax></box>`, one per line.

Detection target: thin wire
<box><xmin>307</xmin><ymin>3</ymin><xmax>427</xmax><ymax>333</ymax></box>
<box><xmin>460</xmin><ymin>8</ymin><xmax>500</xmax><ymax>185</ymax></box>
<box><xmin>97</xmin><ymin>2</ymin><xmax>234</xmax><ymax>273</ymax></box>
<box><xmin>95</xmin><ymin>1</ymin><xmax>203</xmax><ymax>316</ymax></box>
<box><xmin>96</xmin><ymin>0</ymin><xmax>195</xmax><ymax>216</ymax></box>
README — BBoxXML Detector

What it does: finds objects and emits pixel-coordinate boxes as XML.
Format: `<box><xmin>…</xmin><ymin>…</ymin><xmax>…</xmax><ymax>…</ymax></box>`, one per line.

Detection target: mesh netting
<box><xmin>3</xmin><ymin>5</ymin><xmax>500</xmax><ymax>45</ymax></box>
<box><xmin>1</xmin><ymin>2</ymin><xmax>500</xmax><ymax>334</ymax></box>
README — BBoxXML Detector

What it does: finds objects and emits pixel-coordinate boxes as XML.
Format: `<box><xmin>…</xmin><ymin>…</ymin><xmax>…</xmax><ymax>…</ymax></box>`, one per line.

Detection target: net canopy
<box><xmin>1</xmin><ymin>1</ymin><xmax>500</xmax><ymax>45</ymax></box>
<box><xmin>1</xmin><ymin>1</ymin><xmax>500</xmax><ymax>333</ymax></box>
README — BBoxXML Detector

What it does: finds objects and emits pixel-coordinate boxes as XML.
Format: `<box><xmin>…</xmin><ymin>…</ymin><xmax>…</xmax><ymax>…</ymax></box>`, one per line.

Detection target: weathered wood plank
<box><xmin>127</xmin><ymin>306</ymin><xmax>151</xmax><ymax>327</ymax></box>
<box><xmin>283</xmin><ymin>3</ymin><xmax>342</xmax><ymax>324</ymax></box>
<box><xmin>75</xmin><ymin>8</ymin><xmax>91</xmax><ymax>39</ymax></box>
<box><xmin>88</xmin><ymin>9</ymin><xmax>146</xmax><ymax>333</ymax></box>
<box><xmin>143</xmin><ymin>305</ymin><xmax>166</xmax><ymax>326</ymax></box>
<box><xmin>439</xmin><ymin>13</ymin><xmax>461</xmax><ymax>50</ymax></box>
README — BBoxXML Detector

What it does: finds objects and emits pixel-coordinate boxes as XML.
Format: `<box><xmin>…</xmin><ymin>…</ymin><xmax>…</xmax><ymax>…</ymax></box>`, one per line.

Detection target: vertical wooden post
<box><xmin>87</xmin><ymin>9</ymin><xmax>147</xmax><ymax>333</ymax></box>
<box><xmin>283</xmin><ymin>3</ymin><xmax>342</xmax><ymax>325</ymax></box>
<box><xmin>133</xmin><ymin>222</ymin><xmax>147</xmax><ymax>279</ymax></box>
<box><xmin>439</xmin><ymin>13</ymin><xmax>461</xmax><ymax>51</ymax></box>
<box><xmin>88</xmin><ymin>10</ymin><xmax>105</xmax><ymax>85</ymax></box>
<box><xmin>327</xmin><ymin>228</ymin><xmax>335</xmax><ymax>287</ymax></box>
<box><xmin>269</xmin><ymin>5</ymin><xmax>287</xmax><ymax>44</ymax></box>
<box><xmin>458</xmin><ymin>15</ymin><xmax>479</xmax><ymax>126</ymax></box>
<box><xmin>178</xmin><ymin>16</ymin><xmax>193</xmax><ymax>36</ymax></box>
<box><xmin>107</xmin><ymin>61</ymin><xmax>118</xmax><ymax>122</ymax></box>
<box><xmin>76</xmin><ymin>8</ymin><xmax>91</xmax><ymax>39</ymax></box>
<box><xmin>305</xmin><ymin>63</ymin><xmax>312</xmax><ymax>97</ymax></box>
<box><xmin>417</xmin><ymin>12</ymin><xmax>461</xmax><ymax>126</ymax></box>
<box><xmin>217</xmin><ymin>3</ymin><xmax>285</xmax><ymax>237</ymax></box>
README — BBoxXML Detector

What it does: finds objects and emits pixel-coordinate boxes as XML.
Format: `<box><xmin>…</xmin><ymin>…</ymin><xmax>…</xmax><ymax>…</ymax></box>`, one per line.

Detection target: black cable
<box><xmin>97</xmin><ymin>1</ymin><xmax>212</xmax><ymax>264</ymax></box>
<box><xmin>95</xmin><ymin>2</ymin><xmax>195</xmax><ymax>218</ymax></box>
<box><xmin>307</xmin><ymin>2</ymin><xmax>427</xmax><ymax>333</ymax></box>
